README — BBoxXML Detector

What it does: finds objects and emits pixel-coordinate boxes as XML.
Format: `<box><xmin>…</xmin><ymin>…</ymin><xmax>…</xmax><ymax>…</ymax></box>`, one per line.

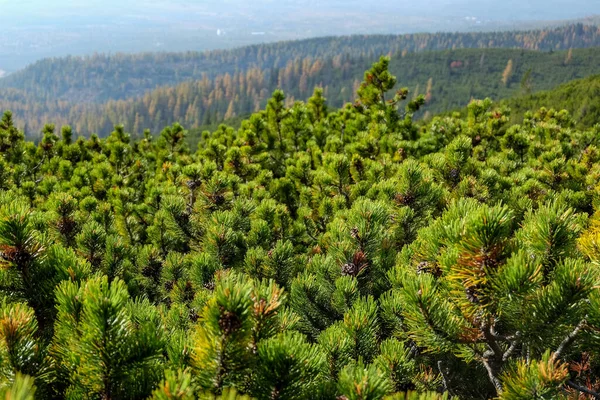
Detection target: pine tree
<box><xmin>51</xmin><ymin>276</ymin><xmax>165</xmax><ymax>399</ymax></box>
<box><xmin>393</xmin><ymin>198</ymin><xmax>598</xmax><ymax>397</ymax></box>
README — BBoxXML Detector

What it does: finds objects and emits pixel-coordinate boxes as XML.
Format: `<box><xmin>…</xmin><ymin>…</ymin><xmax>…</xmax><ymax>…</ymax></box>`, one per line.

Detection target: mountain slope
<box><xmin>501</xmin><ymin>74</ymin><xmax>600</xmax><ymax>127</ymax></box>
<box><xmin>1</xmin><ymin>23</ymin><xmax>599</xmax><ymax>104</ymax></box>
<box><xmin>3</xmin><ymin>47</ymin><xmax>600</xmax><ymax>138</ymax></box>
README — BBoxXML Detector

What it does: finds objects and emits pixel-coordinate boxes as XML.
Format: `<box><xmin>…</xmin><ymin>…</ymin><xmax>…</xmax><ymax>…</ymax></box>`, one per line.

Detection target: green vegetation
<box><xmin>502</xmin><ymin>74</ymin><xmax>600</xmax><ymax>128</ymax></box>
<box><xmin>2</xmin><ymin>55</ymin><xmax>600</xmax><ymax>399</ymax></box>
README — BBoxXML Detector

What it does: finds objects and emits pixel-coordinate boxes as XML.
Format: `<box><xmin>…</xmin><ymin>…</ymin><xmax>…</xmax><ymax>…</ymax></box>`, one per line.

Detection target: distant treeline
<box><xmin>2</xmin><ymin>23</ymin><xmax>599</xmax><ymax>102</ymax></box>
<box><xmin>1</xmin><ymin>24</ymin><xmax>600</xmax><ymax>137</ymax></box>
<box><xmin>3</xmin><ymin>47</ymin><xmax>600</xmax><ymax>139</ymax></box>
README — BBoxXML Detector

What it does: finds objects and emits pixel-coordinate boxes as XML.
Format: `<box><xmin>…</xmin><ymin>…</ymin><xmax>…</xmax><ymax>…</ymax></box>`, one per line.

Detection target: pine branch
<box><xmin>566</xmin><ymin>380</ymin><xmax>600</xmax><ymax>399</ymax></box>
<box><xmin>481</xmin><ymin>323</ymin><xmax>505</xmax><ymax>394</ymax></box>
<box><xmin>437</xmin><ymin>360</ymin><xmax>448</xmax><ymax>392</ymax></box>
<box><xmin>553</xmin><ymin>319</ymin><xmax>586</xmax><ymax>361</ymax></box>
<box><xmin>482</xmin><ymin>358</ymin><xmax>503</xmax><ymax>394</ymax></box>
<box><xmin>490</xmin><ymin>326</ymin><xmax>519</xmax><ymax>343</ymax></box>
<box><xmin>494</xmin><ymin>331</ymin><xmax>521</xmax><ymax>362</ymax></box>
<box><xmin>437</xmin><ymin>360</ymin><xmax>457</xmax><ymax>397</ymax></box>
<box><xmin>502</xmin><ymin>337</ymin><xmax>520</xmax><ymax>362</ymax></box>
<box><xmin>482</xmin><ymin>323</ymin><xmax>504</xmax><ymax>359</ymax></box>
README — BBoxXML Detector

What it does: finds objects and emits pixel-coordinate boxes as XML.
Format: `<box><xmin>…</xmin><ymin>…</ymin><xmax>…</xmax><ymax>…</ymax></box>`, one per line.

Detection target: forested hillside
<box><xmin>2</xmin><ymin>56</ymin><xmax>600</xmax><ymax>399</ymax></box>
<box><xmin>2</xmin><ymin>23</ymin><xmax>599</xmax><ymax>102</ymax></box>
<box><xmin>3</xmin><ymin>46</ymin><xmax>600</xmax><ymax>139</ymax></box>
<box><xmin>502</xmin><ymin>73</ymin><xmax>600</xmax><ymax>127</ymax></box>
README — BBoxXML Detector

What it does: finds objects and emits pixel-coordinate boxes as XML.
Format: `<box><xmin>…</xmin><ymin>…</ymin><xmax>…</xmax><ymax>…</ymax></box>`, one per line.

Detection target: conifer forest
<box><xmin>2</xmin><ymin>16</ymin><xmax>600</xmax><ymax>400</ymax></box>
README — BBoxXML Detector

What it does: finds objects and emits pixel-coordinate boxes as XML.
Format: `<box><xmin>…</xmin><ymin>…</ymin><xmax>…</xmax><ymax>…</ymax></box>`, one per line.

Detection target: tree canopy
<box><xmin>1</xmin><ymin>56</ymin><xmax>600</xmax><ymax>399</ymax></box>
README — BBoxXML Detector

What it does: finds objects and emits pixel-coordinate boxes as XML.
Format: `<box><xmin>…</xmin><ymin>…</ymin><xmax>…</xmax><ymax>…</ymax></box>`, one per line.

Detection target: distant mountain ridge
<box><xmin>3</xmin><ymin>46</ymin><xmax>600</xmax><ymax>139</ymax></box>
<box><xmin>1</xmin><ymin>23</ymin><xmax>599</xmax><ymax>104</ymax></box>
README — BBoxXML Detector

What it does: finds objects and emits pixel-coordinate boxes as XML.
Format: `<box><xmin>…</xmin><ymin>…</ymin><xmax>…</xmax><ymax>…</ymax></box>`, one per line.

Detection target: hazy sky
<box><xmin>2</xmin><ymin>0</ymin><xmax>599</xmax><ymax>21</ymax></box>
<box><xmin>0</xmin><ymin>0</ymin><xmax>599</xmax><ymax>72</ymax></box>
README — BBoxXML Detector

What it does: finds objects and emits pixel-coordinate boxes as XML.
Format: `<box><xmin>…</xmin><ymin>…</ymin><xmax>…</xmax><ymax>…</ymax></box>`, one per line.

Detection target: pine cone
<box><xmin>183</xmin><ymin>281</ymin><xmax>195</xmax><ymax>303</ymax></box>
<box><xmin>417</xmin><ymin>261</ymin><xmax>442</xmax><ymax>277</ymax></box>
<box><xmin>395</xmin><ymin>192</ymin><xmax>415</xmax><ymax>206</ymax></box>
<box><xmin>189</xmin><ymin>308</ymin><xmax>199</xmax><ymax>323</ymax></box>
<box><xmin>213</xmin><ymin>194</ymin><xmax>225</xmax><ymax>205</ymax></box>
<box><xmin>142</xmin><ymin>260</ymin><xmax>162</xmax><ymax>281</ymax></box>
<box><xmin>341</xmin><ymin>262</ymin><xmax>358</xmax><ymax>276</ymax></box>
<box><xmin>175</xmin><ymin>210</ymin><xmax>190</xmax><ymax>226</ymax></box>
<box><xmin>352</xmin><ymin>158</ymin><xmax>364</xmax><ymax>175</ymax></box>
<box><xmin>0</xmin><ymin>245</ymin><xmax>32</xmax><ymax>267</ymax></box>
<box><xmin>553</xmin><ymin>174</ymin><xmax>564</xmax><ymax>185</ymax></box>
<box><xmin>449</xmin><ymin>168</ymin><xmax>460</xmax><ymax>183</ymax></box>
<box><xmin>342</xmin><ymin>252</ymin><xmax>368</xmax><ymax>277</ymax></box>
<box><xmin>218</xmin><ymin>309</ymin><xmax>243</xmax><ymax>334</ymax></box>
<box><xmin>186</xmin><ymin>179</ymin><xmax>200</xmax><ymax>190</ymax></box>
<box><xmin>466</xmin><ymin>286</ymin><xmax>479</xmax><ymax>303</ymax></box>
<box><xmin>57</xmin><ymin>217</ymin><xmax>77</xmax><ymax>237</ymax></box>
